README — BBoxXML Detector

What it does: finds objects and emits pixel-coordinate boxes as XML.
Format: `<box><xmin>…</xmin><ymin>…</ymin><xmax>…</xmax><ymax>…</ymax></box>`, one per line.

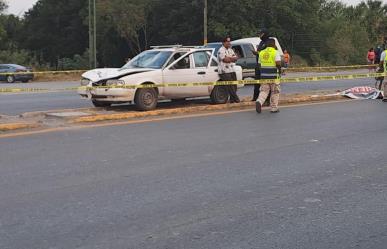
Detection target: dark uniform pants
<box><xmin>219</xmin><ymin>72</ymin><xmax>240</xmax><ymax>103</ymax></box>
<box><xmin>253</xmin><ymin>66</ymin><xmax>260</xmax><ymax>101</ymax></box>
<box><xmin>254</xmin><ymin>67</ymin><xmax>271</xmax><ymax>105</ymax></box>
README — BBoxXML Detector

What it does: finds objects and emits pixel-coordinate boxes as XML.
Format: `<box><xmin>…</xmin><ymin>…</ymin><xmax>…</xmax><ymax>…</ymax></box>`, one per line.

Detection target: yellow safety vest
<box><xmin>259</xmin><ymin>47</ymin><xmax>279</xmax><ymax>80</ymax></box>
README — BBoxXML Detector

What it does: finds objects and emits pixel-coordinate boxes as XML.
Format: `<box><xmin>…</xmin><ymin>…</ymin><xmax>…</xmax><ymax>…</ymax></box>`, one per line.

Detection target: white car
<box><xmin>78</xmin><ymin>46</ymin><xmax>243</xmax><ymax>111</ymax></box>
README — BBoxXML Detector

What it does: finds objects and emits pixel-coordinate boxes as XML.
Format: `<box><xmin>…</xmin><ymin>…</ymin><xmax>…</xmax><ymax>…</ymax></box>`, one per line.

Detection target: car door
<box><xmin>162</xmin><ymin>50</ymin><xmax>214</xmax><ymax>98</ymax></box>
<box><xmin>0</xmin><ymin>65</ymin><xmax>7</xmax><ymax>81</ymax></box>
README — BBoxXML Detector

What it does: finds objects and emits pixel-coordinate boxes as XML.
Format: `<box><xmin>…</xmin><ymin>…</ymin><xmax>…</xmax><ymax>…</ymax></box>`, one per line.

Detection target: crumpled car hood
<box><xmin>82</xmin><ymin>68</ymin><xmax>155</xmax><ymax>82</ymax></box>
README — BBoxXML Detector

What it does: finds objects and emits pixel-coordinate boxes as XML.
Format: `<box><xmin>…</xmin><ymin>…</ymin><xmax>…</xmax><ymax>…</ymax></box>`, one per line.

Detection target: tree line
<box><xmin>0</xmin><ymin>0</ymin><xmax>386</xmax><ymax>69</ymax></box>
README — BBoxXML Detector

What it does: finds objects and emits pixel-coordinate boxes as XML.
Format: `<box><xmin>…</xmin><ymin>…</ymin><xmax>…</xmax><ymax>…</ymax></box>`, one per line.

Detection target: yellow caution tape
<box><xmin>0</xmin><ymin>87</ymin><xmax>79</xmax><ymax>93</ymax></box>
<box><xmin>0</xmin><ymin>70</ymin><xmax>86</xmax><ymax>76</ymax></box>
<box><xmin>284</xmin><ymin>64</ymin><xmax>377</xmax><ymax>71</ymax></box>
<box><xmin>0</xmin><ymin>88</ymin><xmax>48</xmax><ymax>93</ymax></box>
<box><xmin>88</xmin><ymin>72</ymin><xmax>386</xmax><ymax>89</ymax></box>
<box><xmin>242</xmin><ymin>64</ymin><xmax>378</xmax><ymax>73</ymax></box>
<box><xmin>1</xmin><ymin>72</ymin><xmax>385</xmax><ymax>93</ymax></box>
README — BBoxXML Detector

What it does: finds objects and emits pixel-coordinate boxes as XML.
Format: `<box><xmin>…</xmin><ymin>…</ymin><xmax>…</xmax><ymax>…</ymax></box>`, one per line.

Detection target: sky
<box><xmin>4</xmin><ymin>0</ymin><xmax>385</xmax><ymax>15</ymax></box>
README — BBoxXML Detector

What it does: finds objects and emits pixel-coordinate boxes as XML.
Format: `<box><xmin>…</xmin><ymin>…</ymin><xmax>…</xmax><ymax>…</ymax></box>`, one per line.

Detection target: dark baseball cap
<box><xmin>258</xmin><ymin>28</ymin><xmax>268</xmax><ymax>35</ymax></box>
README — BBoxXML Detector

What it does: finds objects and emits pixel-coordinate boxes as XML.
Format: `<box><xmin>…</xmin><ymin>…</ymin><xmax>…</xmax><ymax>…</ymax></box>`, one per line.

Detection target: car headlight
<box><xmin>81</xmin><ymin>78</ymin><xmax>91</xmax><ymax>86</ymax></box>
<box><xmin>106</xmin><ymin>79</ymin><xmax>125</xmax><ymax>86</ymax></box>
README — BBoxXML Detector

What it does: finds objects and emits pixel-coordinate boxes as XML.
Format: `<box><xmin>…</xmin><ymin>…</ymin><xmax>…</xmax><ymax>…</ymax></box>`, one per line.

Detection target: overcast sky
<box><xmin>4</xmin><ymin>0</ymin><xmax>385</xmax><ymax>15</ymax></box>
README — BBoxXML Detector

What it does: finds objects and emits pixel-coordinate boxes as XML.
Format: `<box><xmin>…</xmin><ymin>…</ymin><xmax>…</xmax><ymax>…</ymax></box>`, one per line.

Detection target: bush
<box><xmin>290</xmin><ymin>54</ymin><xmax>309</xmax><ymax>67</ymax></box>
<box><xmin>57</xmin><ymin>50</ymin><xmax>89</xmax><ymax>70</ymax></box>
<box><xmin>0</xmin><ymin>49</ymin><xmax>38</xmax><ymax>66</ymax></box>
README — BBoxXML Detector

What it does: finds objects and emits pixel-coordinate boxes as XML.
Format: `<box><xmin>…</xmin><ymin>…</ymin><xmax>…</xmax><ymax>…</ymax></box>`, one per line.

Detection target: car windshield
<box><xmin>121</xmin><ymin>50</ymin><xmax>173</xmax><ymax>69</ymax></box>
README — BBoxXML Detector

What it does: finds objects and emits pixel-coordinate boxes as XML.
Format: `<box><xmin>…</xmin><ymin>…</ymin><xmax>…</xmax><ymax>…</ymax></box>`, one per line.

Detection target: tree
<box><xmin>20</xmin><ymin>0</ymin><xmax>88</xmax><ymax>67</ymax></box>
<box><xmin>99</xmin><ymin>0</ymin><xmax>153</xmax><ymax>54</ymax></box>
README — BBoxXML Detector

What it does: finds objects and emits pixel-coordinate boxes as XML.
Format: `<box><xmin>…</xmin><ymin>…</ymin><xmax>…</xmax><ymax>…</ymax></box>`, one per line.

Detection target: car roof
<box><xmin>150</xmin><ymin>47</ymin><xmax>215</xmax><ymax>54</ymax></box>
<box><xmin>234</xmin><ymin>37</ymin><xmax>284</xmax><ymax>55</ymax></box>
<box><xmin>205</xmin><ymin>41</ymin><xmax>253</xmax><ymax>46</ymax></box>
<box><xmin>0</xmin><ymin>64</ymin><xmax>25</xmax><ymax>68</ymax></box>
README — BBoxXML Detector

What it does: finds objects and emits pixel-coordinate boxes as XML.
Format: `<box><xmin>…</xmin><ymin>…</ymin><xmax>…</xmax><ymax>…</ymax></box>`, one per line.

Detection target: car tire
<box><xmin>6</xmin><ymin>75</ymin><xmax>15</xmax><ymax>83</ymax></box>
<box><xmin>92</xmin><ymin>100</ymin><xmax>112</xmax><ymax>108</ymax></box>
<box><xmin>135</xmin><ymin>87</ymin><xmax>158</xmax><ymax>111</ymax></box>
<box><xmin>210</xmin><ymin>86</ymin><xmax>229</xmax><ymax>104</ymax></box>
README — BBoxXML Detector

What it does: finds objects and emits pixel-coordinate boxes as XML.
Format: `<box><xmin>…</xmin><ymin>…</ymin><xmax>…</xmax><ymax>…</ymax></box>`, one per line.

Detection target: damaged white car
<box><xmin>78</xmin><ymin>46</ymin><xmax>243</xmax><ymax>111</ymax></box>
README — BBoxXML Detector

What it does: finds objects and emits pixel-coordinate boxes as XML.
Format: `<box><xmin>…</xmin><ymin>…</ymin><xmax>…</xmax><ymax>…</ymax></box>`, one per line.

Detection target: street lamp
<box><xmin>204</xmin><ymin>0</ymin><xmax>208</xmax><ymax>45</ymax></box>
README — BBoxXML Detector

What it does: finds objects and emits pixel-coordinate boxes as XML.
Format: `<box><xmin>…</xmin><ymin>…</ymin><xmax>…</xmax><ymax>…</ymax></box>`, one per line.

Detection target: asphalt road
<box><xmin>0</xmin><ymin>69</ymin><xmax>378</xmax><ymax>116</ymax></box>
<box><xmin>1</xmin><ymin>100</ymin><xmax>387</xmax><ymax>249</ymax></box>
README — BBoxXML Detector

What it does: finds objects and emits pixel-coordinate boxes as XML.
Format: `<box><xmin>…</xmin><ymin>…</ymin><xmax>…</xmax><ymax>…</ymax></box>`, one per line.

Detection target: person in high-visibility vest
<box><xmin>256</xmin><ymin>39</ymin><xmax>282</xmax><ymax>113</ymax></box>
<box><xmin>251</xmin><ymin>28</ymin><xmax>271</xmax><ymax>101</ymax></box>
<box><xmin>380</xmin><ymin>49</ymin><xmax>387</xmax><ymax>102</ymax></box>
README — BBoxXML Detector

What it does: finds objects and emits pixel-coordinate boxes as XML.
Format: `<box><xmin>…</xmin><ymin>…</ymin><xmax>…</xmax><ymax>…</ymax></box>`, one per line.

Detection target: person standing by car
<box><xmin>217</xmin><ymin>36</ymin><xmax>240</xmax><ymax>103</ymax></box>
<box><xmin>375</xmin><ymin>45</ymin><xmax>382</xmax><ymax>64</ymax></box>
<box><xmin>367</xmin><ymin>48</ymin><xmax>376</xmax><ymax>72</ymax></box>
<box><xmin>380</xmin><ymin>48</ymin><xmax>387</xmax><ymax>102</ymax></box>
<box><xmin>283</xmin><ymin>49</ymin><xmax>291</xmax><ymax>75</ymax></box>
<box><xmin>251</xmin><ymin>28</ymin><xmax>271</xmax><ymax>101</ymax></box>
<box><xmin>256</xmin><ymin>39</ymin><xmax>282</xmax><ymax>113</ymax></box>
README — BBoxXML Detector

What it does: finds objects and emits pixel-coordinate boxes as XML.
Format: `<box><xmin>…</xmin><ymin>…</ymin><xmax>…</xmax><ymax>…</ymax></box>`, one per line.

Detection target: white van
<box><xmin>234</xmin><ymin>37</ymin><xmax>284</xmax><ymax>56</ymax></box>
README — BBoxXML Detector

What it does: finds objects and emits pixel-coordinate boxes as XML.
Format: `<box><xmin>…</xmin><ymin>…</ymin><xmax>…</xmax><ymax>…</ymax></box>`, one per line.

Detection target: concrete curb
<box><xmin>0</xmin><ymin>123</ymin><xmax>39</xmax><ymax>132</ymax></box>
<box><xmin>73</xmin><ymin>94</ymin><xmax>345</xmax><ymax>123</ymax></box>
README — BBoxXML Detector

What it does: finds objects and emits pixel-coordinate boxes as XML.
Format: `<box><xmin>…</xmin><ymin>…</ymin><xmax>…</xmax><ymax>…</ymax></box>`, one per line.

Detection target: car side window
<box><xmin>211</xmin><ymin>58</ymin><xmax>218</xmax><ymax>67</ymax></box>
<box><xmin>166</xmin><ymin>52</ymin><xmax>185</xmax><ymax>67</ymax></box>
<box><xmin>193</xmin><ymin>51</ymin><xmax>210</xmax><ymax>68</ymax></box>
<box><xmin>232</xmin><ymin>46</ymin><xmax>244</xmax><ymax>58</ymax></box>
<box><xmin>243</xmin><ymin>44</ymin><xmax>255</xmax><ymax>58</ymax></box>
<box><xmin>171</xmin><ymin>55</ymin><xmax>191</xmax><ymax>70</ymax></box>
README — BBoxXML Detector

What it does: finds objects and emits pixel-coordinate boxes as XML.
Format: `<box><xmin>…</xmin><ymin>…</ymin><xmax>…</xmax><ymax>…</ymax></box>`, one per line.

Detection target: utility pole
<box><xmin>88</xmin><ymin>0</ymin><xmax>92</xmax><ymax>69</ymax></box>
<box><xmin>93</xmin><ymin>0</ymin><xmax>97</xmax><ymax>68</ymax></box>
<box><xmin>204</xmin><ymin>0</ymin><xmax>208</xmax><ymax>45</ymax></box>
<box><xmin>89</xmin><ymin>0</ymin><xmax>97</xmax><ymax>69</ymax></box>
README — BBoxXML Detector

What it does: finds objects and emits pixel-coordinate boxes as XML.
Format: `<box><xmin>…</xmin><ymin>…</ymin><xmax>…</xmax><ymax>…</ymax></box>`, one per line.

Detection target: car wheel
<box><xmin>210</xmin><ymin>86</ymin><xmax>229</xmax><ymax>104</ymax></box>
<box><xmin>92</xmin><ymin>100</ymin><xmax>112</xmax><ymax>108</ymax></box>
<box><xmin>6</xmin><ymin>75</ymin><xmax>15</xmax><ymax>83</ymax></box>
<box><xmin>135</xmin><ymin>87</ymin><xmax>158</xmax><ymax>111</ymax></box>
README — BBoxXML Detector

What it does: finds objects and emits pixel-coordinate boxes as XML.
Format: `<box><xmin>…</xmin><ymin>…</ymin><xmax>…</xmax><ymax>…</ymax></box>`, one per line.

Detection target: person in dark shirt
<box><xmin>375</xmin><ymin>46</ymin><xmax>382</xmax><ymax>64</ymax></box>
<box><xmin>251</xmin><ymin>28</ymin><xmax>271</xmax><ymax>101</ymax></box>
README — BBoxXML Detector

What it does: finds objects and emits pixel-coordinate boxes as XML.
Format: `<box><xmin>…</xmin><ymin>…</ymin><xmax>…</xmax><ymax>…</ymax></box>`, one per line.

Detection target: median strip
<box><xmin>73</xmin><ymin>93</ymin><xmax>345</xmax><ymax>123</ymax></box>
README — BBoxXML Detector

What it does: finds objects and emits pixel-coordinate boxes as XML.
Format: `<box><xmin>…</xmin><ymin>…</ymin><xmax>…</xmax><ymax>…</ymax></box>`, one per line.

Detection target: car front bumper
<box><xmin>78</xmin><ymin>87</ymin><xmax>135</xmax><ymax>102</ymax></box>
